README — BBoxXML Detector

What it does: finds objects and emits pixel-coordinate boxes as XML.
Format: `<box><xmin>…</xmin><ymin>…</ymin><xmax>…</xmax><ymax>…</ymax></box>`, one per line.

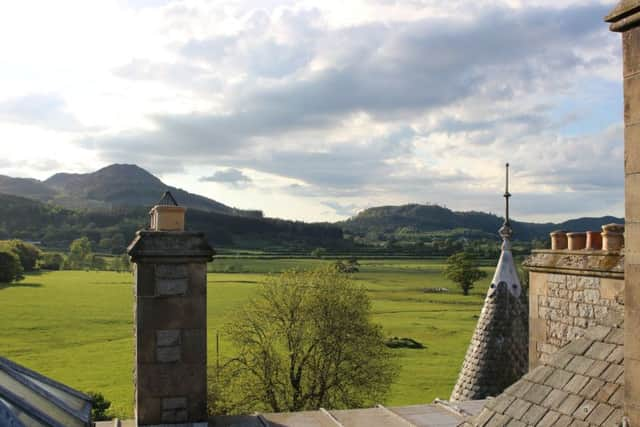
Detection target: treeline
<box><xmin>0</xmin><ymin>193</ymin><xmax>345</xmax><ymax>253</ymax></box>
<box><xmin>0</xmin><ymin>237</ymin><xmax>131</xmax><ymax>284</ymax></box>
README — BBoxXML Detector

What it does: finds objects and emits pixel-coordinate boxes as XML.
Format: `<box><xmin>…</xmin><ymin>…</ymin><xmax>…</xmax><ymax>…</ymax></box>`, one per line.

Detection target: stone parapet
<box><xmin>524</xmin><ymin>250</ymin><xmax>624</xmax><ymax>278</ymax></box>
<box><xmin>524</xmin><ymin>251</ymin><xmax>624</xmax><ymax>370</ymax></box>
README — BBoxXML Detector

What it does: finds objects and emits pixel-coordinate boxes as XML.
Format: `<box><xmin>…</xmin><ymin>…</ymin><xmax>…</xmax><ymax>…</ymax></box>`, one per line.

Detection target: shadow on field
<box><xmin>0</xmin><ymin>282</ymin><xmax>43</xmax><ymax>290</ymax></box>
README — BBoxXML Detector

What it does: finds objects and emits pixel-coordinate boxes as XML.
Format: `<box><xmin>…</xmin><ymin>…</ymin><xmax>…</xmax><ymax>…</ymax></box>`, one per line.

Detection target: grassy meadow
<box><xmin>0</xmin><ymin>258</ymin><xmax>493</xmax><ymax>418</ymax></box>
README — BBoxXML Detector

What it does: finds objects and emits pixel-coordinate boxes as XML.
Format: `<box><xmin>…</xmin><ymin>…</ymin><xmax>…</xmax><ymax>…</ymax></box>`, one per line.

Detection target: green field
<box><xmin>0</xmin><ymin>258</ymin><xmax>493</xmax><ymax>418</ymax></box>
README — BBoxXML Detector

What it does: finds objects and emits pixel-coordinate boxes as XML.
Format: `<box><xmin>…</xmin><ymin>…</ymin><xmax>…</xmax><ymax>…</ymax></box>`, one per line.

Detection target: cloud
<box><xmin>73</xmin><ymin>1</ymin><xmax>623</xmax><ymax>220</ymax></box>
<box><xmin>0</xmin><ymin>94</ymin><xmax>85</xmax><ymax>131</ymax></box>
<box><xmin>200</xmin><ymin>168</ymin><xmax>253</xmax><ymax>187</ymax></box>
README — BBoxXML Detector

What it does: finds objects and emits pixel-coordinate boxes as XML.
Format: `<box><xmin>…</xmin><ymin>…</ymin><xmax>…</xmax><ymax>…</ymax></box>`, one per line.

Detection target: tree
<box><xmin>89</xmin><ymin>254</ymin><xmax>107</xmax><ymax>271</ymax></box>
<box><xmin>444</xmin><ymin>252</ymin><xmax>487</xmax><ymax>296</ymax></box>
<box><xmin>39</xmin><ymin>252</ymin><xmax>65</xmax><ymax>270</ymax></box>
<box><xmin>0</xmin><ymin>240</ymin><xmax>41</xmax><ymax>271</ymax></box>
<box><xmin>310</xmin><ymin>247</ymin><xmax>326</xmax><ymax>258</ymax></box>
<box><xmin>87</xmin><ymin>391</ymin><xmax>112</xmax><ymax>421</ymax></box>
<box><xmin>119</xmin><ymin>253</ymin><xmax>130</xmax><ymax>272</ymax></box>
<box><xmin>210</xmin><ymin>266</ymin><xmax>397</xmax><ymax>414</ymax></box>
<box><xmin>67</xmin><ymin>237</ymin><xmax>92</xmax><ymax>270</ymax></box>
<box><xmin>0</xmin><ymin>250</ymin><xmax>24</xmax><ymax>283</ymax></box>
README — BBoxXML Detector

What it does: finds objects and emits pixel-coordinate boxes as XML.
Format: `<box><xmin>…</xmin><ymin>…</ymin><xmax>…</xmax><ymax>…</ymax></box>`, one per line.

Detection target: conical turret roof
<box><xmin>450</xmin><ymin>164</ymin><xmax>528</xmax><ymax>401</ymax></box>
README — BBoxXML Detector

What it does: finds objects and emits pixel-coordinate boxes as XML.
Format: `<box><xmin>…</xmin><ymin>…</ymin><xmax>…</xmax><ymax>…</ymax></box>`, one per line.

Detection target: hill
<box><xmin>0</xmin><ymin>193</ymin><xmax>343</xmax><ymax>252</ymax></box>
<box><xmin>0</xmin><ymin>164</ymin><xmax>262</xmax><ymax>217</ymax></box>
<box><xmin>341</xmin><ymin>204</ymin><xmax>623</xmax><ymax>242</ymax></box>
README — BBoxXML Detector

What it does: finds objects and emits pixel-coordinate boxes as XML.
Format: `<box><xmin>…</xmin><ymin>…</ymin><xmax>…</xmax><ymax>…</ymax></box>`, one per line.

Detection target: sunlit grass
<box><xmin>0</xmin><ymin>259</ymin><xmax>492</xmax><ymax>417</ymax></box>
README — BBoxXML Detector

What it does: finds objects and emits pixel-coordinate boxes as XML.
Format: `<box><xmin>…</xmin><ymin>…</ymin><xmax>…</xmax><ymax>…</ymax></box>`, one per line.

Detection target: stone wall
<box><xmin>525</xmin><ymin>250</ymin><xmax>624</xmax><ymax>369</ymax></box>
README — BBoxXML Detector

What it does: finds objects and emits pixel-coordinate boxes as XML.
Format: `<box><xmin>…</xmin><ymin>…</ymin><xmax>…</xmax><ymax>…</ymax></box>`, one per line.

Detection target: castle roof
<box><xmin>464</xmin><ymin>325</ymin><xmax>624</xmax><ymax>426</ymax></box>
<box><xmin>450</xmin><ymin>165</ymin><xmax>528</xmax><ymax>401</ymax></box>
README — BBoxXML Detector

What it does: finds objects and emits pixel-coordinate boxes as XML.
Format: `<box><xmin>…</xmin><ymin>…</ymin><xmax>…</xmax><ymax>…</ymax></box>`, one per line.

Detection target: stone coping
<box><xmin>523</xmin><ymin>250</ymin><xmax>624</xmax><ymax>278</ymax></box>
<box><xmin>128</xmin><ymin>230</ymin><xmax>215</xmax><ymax>262</ymax></box>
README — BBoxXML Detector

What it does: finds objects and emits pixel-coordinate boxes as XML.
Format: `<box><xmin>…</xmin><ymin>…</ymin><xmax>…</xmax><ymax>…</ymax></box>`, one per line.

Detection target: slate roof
<box><xmin>464</xmin><ymin>325</ymin><xmax>624</xmax><ymax>427</ymax></box>
<box><xmin>450</xmin><ymin>279</ymin><xmax>528</xmax><ymax>402</ymax></box>
<box><xmin>96</xmin><ymin>400</ymin><xmax>486</xmax><ymax>427</ymax></box>
<box><xmin>0</xmin><ymin>356</ymin><xmax>93</xmax><ymax>427</ymax></box>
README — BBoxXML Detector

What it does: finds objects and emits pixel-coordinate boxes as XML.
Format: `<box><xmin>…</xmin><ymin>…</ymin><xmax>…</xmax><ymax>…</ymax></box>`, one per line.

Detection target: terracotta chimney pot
<box><xmin>602</xmin><ymin>223</ymin><xmax>625</xmax><ymax>252</ymax></box>
<box><xmin>585</xmin><ymin>231</ymin><xmax>603</xmax><ymax>250</ymax></box>
<box><xmin>567</xmin><ymin>232</ymin><xmax>587</xmax><ymax>250</ymax></box>
<box><xmin>550</xmin><ymin>230</ymin><xmax>568</xmax><ymax>250</ymax></box>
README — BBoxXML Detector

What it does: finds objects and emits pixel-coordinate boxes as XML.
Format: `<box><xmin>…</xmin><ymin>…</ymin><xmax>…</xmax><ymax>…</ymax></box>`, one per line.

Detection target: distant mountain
<box><xmin>0</xmin><ymin>175</ymin><xmax>56</xmax><ymax>202</ymax></box>
<box><xmin>0</xmin><ymin>192</ymin><xmax>343</xmax><ymax>251</ymax></box>
<box><xmin>341</xmin><ymin>204</ymin><xmax>623</xmax><ymax>241</ymax></box>
<box><xmin>0</xmin><ymin>164</ymin><xmax>262</xmax><ymax>217</ymax></box>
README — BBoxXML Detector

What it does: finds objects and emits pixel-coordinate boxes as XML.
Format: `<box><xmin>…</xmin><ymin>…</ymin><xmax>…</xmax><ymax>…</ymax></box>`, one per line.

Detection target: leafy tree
<box><xmin>210</xmin><ymin>266</ymin><xmax>397</xmax><ymax>414</ymax></box>
<box><xmin>39</xmin><ymin>252</ymin><xmax>65</xmax><ymax>270</ymax></box>
<box><xmin>111</xmin><ymin>253</ymin><xmax>130</xmax><ymax>272</ymax></box>
<box><xmin>310</xmin><ymin>247</ymin><xmax>326</xmax><ymax>258</ymax></box>
<box><xmin>89</xmin><ymin>254</ymin><xmax>107</xmax><ymax>271</ymax></box>
<box><xmin>67</xmin><ymin>237</ymin><xmax>93</xmax><ymax>270</ymax></box>
<box><xmin>333</xmin><ymin>257</ymin><xmax>359</xmax><ymax>273</ymax></box>
<box><xmin>0</xmin><ymin>250</ymin><xmax>23</xmax><ymax>283</ymax></box>
<box><xmin>0</xmin><ymin>240</ymin><xmax>41</xmax><ymax>271</ymax></box>
<box><xmin>444</xmin><ymin>252</ymin><xmax>487</xmax><ymax>296</ymax></box>
<box><xmin>87</xmin><ymin>391</ymin><xmax>112</xmax><ymax>421</ymax></box>
<box><xmin>119</xmin><ymin>253</ymin><xmax>130</xmax><ymax>272</ymax></box>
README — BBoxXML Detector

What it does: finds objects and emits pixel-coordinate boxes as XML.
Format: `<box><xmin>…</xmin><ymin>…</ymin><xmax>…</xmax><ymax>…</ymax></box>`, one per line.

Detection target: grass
<box><xmin>0</xmin><ymin>258</ymin><xmax>493</xmax><ymax>417</ymax></box>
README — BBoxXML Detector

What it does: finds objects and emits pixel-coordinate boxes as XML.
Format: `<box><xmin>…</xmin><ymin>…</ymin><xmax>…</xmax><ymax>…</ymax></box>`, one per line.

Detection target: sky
<box><xmin>0</xmin><ymin>0</ymin><xmax>624</xmax><ymax>222</ymax></box>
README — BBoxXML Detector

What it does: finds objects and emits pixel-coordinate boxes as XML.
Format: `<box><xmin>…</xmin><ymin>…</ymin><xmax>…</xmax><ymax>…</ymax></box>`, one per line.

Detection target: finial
<box><xmin>499</xmin><ymin>163</ymin><xmax>513</xmax><ymax>241</ymax></box>
<box><xmin>157</xmin><ymin>191</ymin><xmax>179</xmax><ymax>206</ymax></box>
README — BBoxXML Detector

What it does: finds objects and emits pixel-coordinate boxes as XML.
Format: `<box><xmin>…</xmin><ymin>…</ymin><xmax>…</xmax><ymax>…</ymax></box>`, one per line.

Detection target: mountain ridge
<box><xmin>0</xmin><ymin>164</ymin><xmax>262</xmax><ymax>217</ymax></box>
<box><xmin>340</xmin><ymin>203</ymin><xmax>623</xmax><ymax>242</ymax></box>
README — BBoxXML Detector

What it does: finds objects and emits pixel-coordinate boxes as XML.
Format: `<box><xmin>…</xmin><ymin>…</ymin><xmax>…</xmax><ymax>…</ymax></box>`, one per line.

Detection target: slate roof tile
<box><xmin>585</xmin><ymin>403</ymin><xmax>615</xmax><ymax>426</ymax></box>
<box><xmin>579</xmin><ymin>378</ymin><xmax>605</xmax><ymax>399</ymax></box>
<box><xmin>537</xmin><ymin>410</ymin><xmax>562</xmax><ymax>427</ymax></box>
<box><xmin>565</xmin><ymin>356</ymin><xmax>595</xmax><ymax>375</ymax></box>
<box><xmin>520</xmin><ymin>403</ymin><xmax>547</xmax><ymax>425</ymax></box>
<box><xmin>585</xmin><ymin>342</ymin><xmax>616</xmax><ymax>361</ymax></box>
<box><xmin>465</xmin><ymin>326</ymin><xmax>624</xmax><ymax>427</ymax></box>
<box><xmin>542</xmin><ymin>389</ymin><xmax>570</xmax><ymax>410</ymax></box>
<box><xmin>563</xmin><ymin>375</ymin><xmax>590</xmax><ymax>394</ymax></box>
<box><xmin>571</xmin><ymin>399</ymin><xmax>596</xmax><ymax>421</ymax></box>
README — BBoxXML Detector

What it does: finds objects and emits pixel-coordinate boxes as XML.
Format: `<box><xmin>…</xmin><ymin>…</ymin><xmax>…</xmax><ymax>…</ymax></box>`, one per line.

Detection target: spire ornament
<box><xmin>498</xmin><ymin>163</ymin><xmax>513</xmax><ymax>241</ymax></box>
<box><xmin>449</xmin><ymin>162</ymin><xmax>528</xmax><ymax>402</ymax></box>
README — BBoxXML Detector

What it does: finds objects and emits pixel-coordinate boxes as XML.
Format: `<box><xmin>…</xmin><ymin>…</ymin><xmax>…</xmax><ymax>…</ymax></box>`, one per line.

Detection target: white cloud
<box><xmin>0</xmin><ymin>0</ymin><xmax>625</xmax><ymax>222</ymax></box>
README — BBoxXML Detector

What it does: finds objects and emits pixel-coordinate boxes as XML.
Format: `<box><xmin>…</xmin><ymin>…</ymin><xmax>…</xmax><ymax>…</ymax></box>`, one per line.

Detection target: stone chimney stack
<box><xmin>128</xmin><ymin>192</ymin><xmax>214</xmax><ymax>426</ymax></box>
<box><xmin>606</xmin><ymin>2</ymin><xmax>640</xmax><ymax>423</ymax></box>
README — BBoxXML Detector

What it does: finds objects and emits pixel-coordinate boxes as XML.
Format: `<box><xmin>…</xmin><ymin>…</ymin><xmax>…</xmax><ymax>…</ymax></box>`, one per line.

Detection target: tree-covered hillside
<box><xmin>341</xmin><ymin>204</ymin><xmax>623</xmax><ymax>243</ymax></box>
<box><xmin>0</xmin><ymin>193</ymin><xmax>343</xmax><ymax>252</ymax></box>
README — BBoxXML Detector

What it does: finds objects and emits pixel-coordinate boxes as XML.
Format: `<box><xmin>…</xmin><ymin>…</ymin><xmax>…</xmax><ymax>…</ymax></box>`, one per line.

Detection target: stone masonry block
<box><xmin>625</xmin><ymin>73</ymin><xmax>640</xmax><ymax>125</ymax></box>
<box><xmin>627</xmin><ymin>176</ymin><xmax>640</xmax><ymax>222</ymax></box>
<box><xmin>188</xmin><ymin>263</ymin><xmax>207</xmax><ymax>296</ymax></box>
<box><xmin>157</xmin><ymin>329</ymin><xmax>181</xmax><ymax>347</ymax></box>
<box><xmin>626</xmin><ymin>263</ymin><xmax>640</xmax><ymax>307</ymax></box>
<box><xmin>624</xmin><ymin>27</ymin><xmax>640</xmax><ymax>77</ymax></box>
<box><xmin>625</xmin><ymin>358</ymin><xmax>640</xmax><ymax>408</ymax></box>
<box><xmin>530</xmin><ymin>273</ymin><xmax>548</xmax><ymax>296</ymax></box>
<box><xmin>162</xmin><ymin>396</ymin><xmax>187</xmax><ymax>410</ymax></box>
<box><xmin>136</xmin><ymin>396</ymin><xmax>161</xmax><ymax>421</ymax></box>
<box><xmin>156</xmin><ymin>345</ymin><xmax>181</xmax><ymax>363</ymax></box>
<box><xmin>137</xmin><ymin>297</ymin><xmax>206</xmax><ymax>330</ymax></box>
<box><xmin>156</xmin><ymin>278</ymin><xmax>188</xmax><ymax>296</ymax></box>
<box><xmin>181</xmin><ymin>329</ymin><xmax>207</xmax><ymax>365</ymax></box>
<box><xmin>137</xmin><ymin>363</ymin><xmax>207</xmax><ymax>398</ymax></box>
<box><xmin>135</xmin><ymin>263</ymin><xmax>157</xmax><ymax>297</ymax></box>
<box><xmin>626</xmin><ymin>124</ymin><xmax>640</xmax><ymax>174</ymax></box>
